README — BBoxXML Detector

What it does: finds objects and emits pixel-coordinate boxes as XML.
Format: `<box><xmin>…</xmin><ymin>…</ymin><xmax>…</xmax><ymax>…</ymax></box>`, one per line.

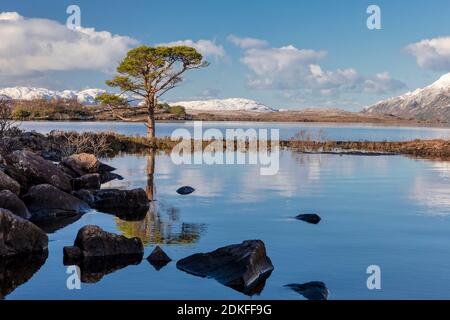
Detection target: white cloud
<box><xmin>406</xmin><ymin>36</ymin><xmax>450</xmax><ymax>71</ymax></box>
<box><xmin>240</xmin><ymin>43</ymin><xmax>405</xmax><ymax>96</ymax></box>
<box><xmin>227</xmin><ymin>35</ymin><xmax>268</xmax><ymax>49</ymax></box>
<box><xmin>0</xmin><ymin>12</ymin><xmax>138</xmax><ymax>76</ymax></box>
<box><xmin>157</xmin><ymin>39</ymin><xmax>226</xmax><ymax>59</ymax></box>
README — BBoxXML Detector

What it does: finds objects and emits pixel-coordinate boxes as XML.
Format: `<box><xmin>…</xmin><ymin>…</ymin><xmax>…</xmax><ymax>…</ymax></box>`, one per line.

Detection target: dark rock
<box><xmin>0</xmin><ymin>251</ymin><xmax>48</xmax><ymax>299</ymax></box>
<box><xmin>177</xmin><ymin>240</ymin><xmax>274</xmax><ymax>295</ymax></box>
<box><xmin>23</xmin><ymin>184</ymin><xmax>90</xmax><ymax>221</ymax></box>
<box><xmin>5</xmin><ymin>150</ymin><xmax>72</xmax><ymax>192</ymax></box>
<box><xmin>146</xmin><ymin>246</ymin><xmax>172</xmax><ymax>270</ymax></box>
<box><xmin>295</xmin><ymin>214</ymin><xmax>321</xmax><ymax>224</ymax></box>
<box><xmin>72</xmin><ymin>173</ymin><xmax>101</xmax><ymax>191</ymax></box>
<box><xmin>63</xmin><ymin>246</ymin><xmax>83</xmax><ymax>265</ymax></box>
<box><xmin>0</xmin><ymin>208</ymin><xmax>48</xmax><ymax>257</ymax></box>
<box><xmin>98</xmin><ymin>163</ymin><xmax>116</xmax><ymax>174</ymax></box>
<box><xmin>71</xmin><ymin>189</ymin><xmax>96</xmax><ymax>207</ymax></box>
<box><xmin>73</xmin><ymin>188</ymin><xmax>149</xmax><ymax>218</ymax></box>
<box><xmin>99</xmin><ymin>172</ymin><xmax>124</xmax><ymax>184</ymax></box>
<box><xmin>68</xmin><ymin>225</ymin><xmax>144</xmax><ymax>259</ymax></box>
<box><xmin>285</xmin><ymin>281</ymin><xmax>329</xmax><ymax>300</ymax></box>
<box><xmin>0</xmin><ymin>190</ymin><xmax>31</xmax><ymax>219</ymax></box>
<box><xmin>61</xmin><ymin>153</ymin><xmax>100</xmax><ymax>176</ymax></box>
<box><xmin>0</xmin><ymin>170</ymin><xmax>21</xmax><ymax>195</ymax></box>
<box><xmin>176</xmin><ymin>186</ymin><xmax>195</xmax><ymax>195</ymax></box>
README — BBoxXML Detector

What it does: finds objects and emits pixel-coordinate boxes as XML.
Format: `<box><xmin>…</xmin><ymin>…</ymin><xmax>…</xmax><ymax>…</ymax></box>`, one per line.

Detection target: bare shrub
<box><xmin>52</xmin><ymin>131</ymin><xmax>112</xmax><ymax>157</ymax></box>
<box><xmin>0</xmin><ymin>99</ymin><xmax>18</xmax><ymax>138</ymax></box>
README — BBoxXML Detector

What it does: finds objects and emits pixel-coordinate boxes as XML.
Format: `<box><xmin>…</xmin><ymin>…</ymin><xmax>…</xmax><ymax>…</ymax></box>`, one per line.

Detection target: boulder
<box><xmin>61</xmin><ymin>153</ymin><xmax>100</xmax><ymax>176</ymax></box>
<box><xmin>22</xmin><ymin>184</ymin><xmax>90</xmax><ymax>221</ymax></box>
<box><xmin>5</xmin><ymin>150</ymin><xmax>72</xmax><ymax>192</ymax></box>
<box><xmin>0</xmin><ymin>190</ymin><xmax>31</xmax><ymax>219</ymax></box>
<box><xmin>99</xmin><ymin>171</ymin><xmax>124</xmax><ymax>184</ymax></box>
<box><xmin>146</xmin><ymin>246</ymin><xmax>172</xmax><ymax>270</ymax></box>
<box><xmin>64</xmin><ymin>225</ymin><xmax>144</xmax><ymax>259</ymax></box>
<box><xmin>72</xmin><ymin>173</ymin><xmax>101</xmax><ymax>190</ymax></box>
<box><xmin>72</xmin><ymin>188</ymin><xmax>149</xmax><ymax>218</ymax></box>
<box><xmin>176</xmin><ymin>240</ymin><xmax>274</xmax><ymax>295</ymax></box>
<box><xmin>295</xmin><ymin>214</ymin><xmax>321</xmax><ymax>224</ymax></box>
<box><xmin>0</xmin><ymin>170</ymin><xmax>20</xmax><ymax>195</ymax></box>
<box><xmin>0</xmin><ymin>208</ymin><xmax>48</xmax><ymax>257</ymax></box>
<box><xmin>285</xmin><ymin>281</ymin><xmax>329</xmax><ymax>300</ymax></box>
<box><xmin>176</xmin><ymin>186</ymin><xmax>195</xmax><ymax>195</ymax></box>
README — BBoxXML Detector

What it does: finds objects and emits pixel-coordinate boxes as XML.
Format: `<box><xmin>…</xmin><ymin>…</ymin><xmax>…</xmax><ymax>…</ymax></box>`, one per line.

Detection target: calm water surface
<box><xmin>20</xmin><ymin>120</ymin><xmax>450</xmax><ymax>141</ymax></box>
<box><xmin>5</xmin><ymin>148</ymin><xmax>450</xmax><ymax>299</ymax></box>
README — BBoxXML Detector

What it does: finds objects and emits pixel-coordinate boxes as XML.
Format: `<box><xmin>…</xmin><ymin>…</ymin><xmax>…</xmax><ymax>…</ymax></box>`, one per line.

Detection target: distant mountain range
<box><xmin>0</xmin><ymin>87</ymin><xmax>106</xmax><ymax>105</ymax></box>
<box><xmin>0</xmin><ymin>86</ymin><xmax>276</xmax><ymax>112</ymax></box>
<box><xmin>363</xmin><ymin>73</ymin><xmax>450</xmax><ymax>122</ymax></box>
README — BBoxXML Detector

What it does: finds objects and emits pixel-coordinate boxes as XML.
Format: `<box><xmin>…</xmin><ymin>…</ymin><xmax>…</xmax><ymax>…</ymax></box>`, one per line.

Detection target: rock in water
<box><xmin>0</xmin><ymin>170</ymin><xmax>21</xmax><ymax>195</ymax></box>
<box><xmin>285</xmin><ymin>281</ymin><xmax>329</xmax><ymax>300</ymax></box>
<box><xmin>146</xmin><ymin>246</ymin><xmax>172</xmax><ymax>270</ymax></box>
<box><xmin>177</xmin><ymin>240</ymin><xmax>274</xmax><ymax>295</ymax></box>
<box><xmin>0</xmin><ymin>209</ymin><xmax>48</xmax><ymax>257</ymax></box>
<box><xmin>65</xmin><ymin>225</ymin><xmax>144</xmax><ymax>259</ymax></box>
<box><xmin>72</xmin><ymin>188</ymin><xmax>149</xmax><ymax>219</ymax></box>
<box><xmin>61</xmin><ymin>153</ymin><xmax>101</xmax><ymax>176</ymax></box>
<box><xmin>0</xmin><ymin>190</ymin><xmax>31</xmax><ymax>219</ymax></box>
<box><xmin>176</xmin><ymin>186</ymin><xmax>195</xmax><ymax>195</ymax></box>
<box><xmin>5</xmin><ymin>150</ymin><xmax>72</xmax><ymax>192</ymax></box>
<box><xmin>23</xmin><ymin>184</ymin><xmax>91</xmax><ymax>221</ymax></box>
<box><xmin>72</xmin><ymin>173</ymin><xmax>101</xmax><ymax>190</ymax></box>
<box><xmin>295</xmin><ymin>214</ymin><xmax>321</xmax><ymax>224</ymax></box>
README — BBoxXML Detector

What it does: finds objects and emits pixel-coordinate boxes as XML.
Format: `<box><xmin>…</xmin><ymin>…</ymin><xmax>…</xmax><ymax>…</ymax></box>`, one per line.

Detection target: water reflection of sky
<box><xmin>6</xmin><ymin>150</ymin><xmax>450</xmax><ymax>299</ymax></box>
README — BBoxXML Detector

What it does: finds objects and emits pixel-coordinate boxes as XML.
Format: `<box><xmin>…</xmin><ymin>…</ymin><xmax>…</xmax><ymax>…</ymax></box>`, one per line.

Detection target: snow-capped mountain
<box><xmin>0</xmin><ymin>87</ymin><xmax>106</xmax><ymax>105</ymax></box>
<box><xmin>363</xmin><ymin>73</ymin><xmax>450</xmax><ymax>122</ymax></box>
<box><xmin>171</xmin><ymin>98</ymin><xmax>277</xmax><ymax>112</ymax></box>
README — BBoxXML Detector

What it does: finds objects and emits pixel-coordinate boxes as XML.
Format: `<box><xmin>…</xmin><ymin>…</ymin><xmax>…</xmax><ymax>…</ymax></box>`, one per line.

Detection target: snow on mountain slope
<box><xmin>171</xmin><ymin>98</ymin><xmax>277</xmax><ymax>112</ymax></box>
<box><xmin>0</xmin><ymin>87</ymin><xmax>277</xmax><ymax>112</ymax></box>
<box><xmin>363</xmin><ymin>73</ymin><xmax>450</xmax><ymax>122</ymax></box>
<box><xmin>0</xmin><ymin>87</ymin><xmax>106</xmax><ymax>105</ymax></box>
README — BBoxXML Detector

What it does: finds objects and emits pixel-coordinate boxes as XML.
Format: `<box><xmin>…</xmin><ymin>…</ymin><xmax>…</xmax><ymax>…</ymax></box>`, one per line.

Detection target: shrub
<box><xmin>12</xmin><ymin>108</ymin><xmax>31</xmax><ymax>119</ymax></box>
<box><xmin>169</xmin><ymin>105</ymin><xmax>186</xmax><ymax>116</ymax></box>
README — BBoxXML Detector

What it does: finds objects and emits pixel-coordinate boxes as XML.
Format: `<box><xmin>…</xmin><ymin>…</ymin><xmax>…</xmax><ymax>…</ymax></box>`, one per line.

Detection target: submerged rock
<box><xmin>5</xmin><ymin>150</ymin><xmax>72</xmax><ymax>193</ymax></box>
<box><xmin>99</xmin><ymin>171</ymin><xmax>124</xmax><ymax>184</ymax></box>
<box><xmin>146</xmin><ymin>246</ymin><xmax>172</xmax><ymax>270</ymax></box>
<box><xmin>295</xmin><ymin>214</ymin><xmax>321</xmax><ymax>224</ymax></box>
<box><xmin>0</xmin><ymin>170</ymin><xmax>21</xmax><ymax>195</ymax></box>
<box><xmin>23</xmin><ymin>184</ymin><xmax>90</xmax><ymax>221</ymax></box>
<box><xmin>176</xmin><ymin>186</ymin><xmax>195</xmax><ymax>195</ymax></box>
<box><xmin>34</xmin><ymin>213</ymin><xmax>83</xmax><ymax>234</ymax></box>
<box><xmin>285</xmin><ymin>281</ymin><xmax>329</xmax><ymax>300</ymax></box>
<box><xmin>0</xmin><ymin>190</ymin><xmax>31</xmax><ymax>219</ymax></box>
<box><xmin>72</xmin><ymin>173</ymin><xmax>101</xmax><ymax>190</ymax></box>
<box><xmin>0</xmin><ymin>208</ymin><xmax>48</xmax><ymax>257</ymax></box>
<box><xmin>176</xmin><ymin>240</ymin><xmax>274</xmax><ymax>295</ymax></box>
<box><xmin>64</xmin><ymin>225</ymin><xmax>144</xmax><ymax>260</ymax></box>
<box><xmin>0</xmin><ymin>251</ymin><xmax>48</xmax><ymax>299</ymax></box>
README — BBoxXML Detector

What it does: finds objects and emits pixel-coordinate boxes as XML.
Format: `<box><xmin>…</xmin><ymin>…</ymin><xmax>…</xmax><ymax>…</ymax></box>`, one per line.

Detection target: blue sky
<box><xmin>1</xmin><ymin>0</ymin><xmax>450</xmax><ymax>110</ymax></box>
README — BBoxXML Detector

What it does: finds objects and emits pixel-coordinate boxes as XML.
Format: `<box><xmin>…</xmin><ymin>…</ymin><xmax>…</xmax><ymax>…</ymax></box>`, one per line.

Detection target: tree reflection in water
<box><xmin>116</xmin><ymin>149</ymin><xmax>206</xmax><ymax>246</ymax></box>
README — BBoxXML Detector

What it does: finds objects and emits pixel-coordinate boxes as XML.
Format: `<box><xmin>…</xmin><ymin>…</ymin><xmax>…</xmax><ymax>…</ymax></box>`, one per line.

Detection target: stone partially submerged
<box><xmin>64</xmin><ymin>225</ymin><xmax>144</xmax><ymax>261</ymax></box>
<box><xmin>295</xmin><ymin>214</ymin><xmax>321</xmax><ymax>224</ymax></box>
<box><xmin>176</xmin><ymin>240</ymin><xmax>274</xmax><ymax>295</ymax></box>
<box><xmin>285</xmin><ymin>281</ymin><xmax>329</xmax><ymax>300</ymax></box>
<box><xmin>0</xmin><ymin>209</ymin><xmax>48</xmax><ymax>257</ymax></box>
<box><xmin>22</xmin><ymin>184</ymin><xmax>90</xmax><ymax>221</ymax></box>
<box><xmin>72</xmin><ymin>188</ymin><xmax>149</xmax><ymax>219</ymax></box>
<box><xmin>146</xmin><ymin>246</ymin><xmax>172</xmax><ymax>270</ymax></box>
<box><xmin>176</xmin><ymin>186</ymin><xmax>195</xmax><ymax>195</ymax></box>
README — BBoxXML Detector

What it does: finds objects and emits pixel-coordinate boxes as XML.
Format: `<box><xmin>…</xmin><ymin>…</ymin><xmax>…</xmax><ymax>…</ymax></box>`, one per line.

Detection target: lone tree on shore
<box><xmin>97</xmin><ymin>46</ymin><xmax>208</xmax><ymax>138</ymax></box>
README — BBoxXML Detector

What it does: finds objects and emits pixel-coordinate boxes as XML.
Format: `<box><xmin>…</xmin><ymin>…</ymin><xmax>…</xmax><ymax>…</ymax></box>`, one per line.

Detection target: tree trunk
<box><xmin>146</xmin><ymin>97</ymin><xmax>156</xmax><ymax>139</ymax></box>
